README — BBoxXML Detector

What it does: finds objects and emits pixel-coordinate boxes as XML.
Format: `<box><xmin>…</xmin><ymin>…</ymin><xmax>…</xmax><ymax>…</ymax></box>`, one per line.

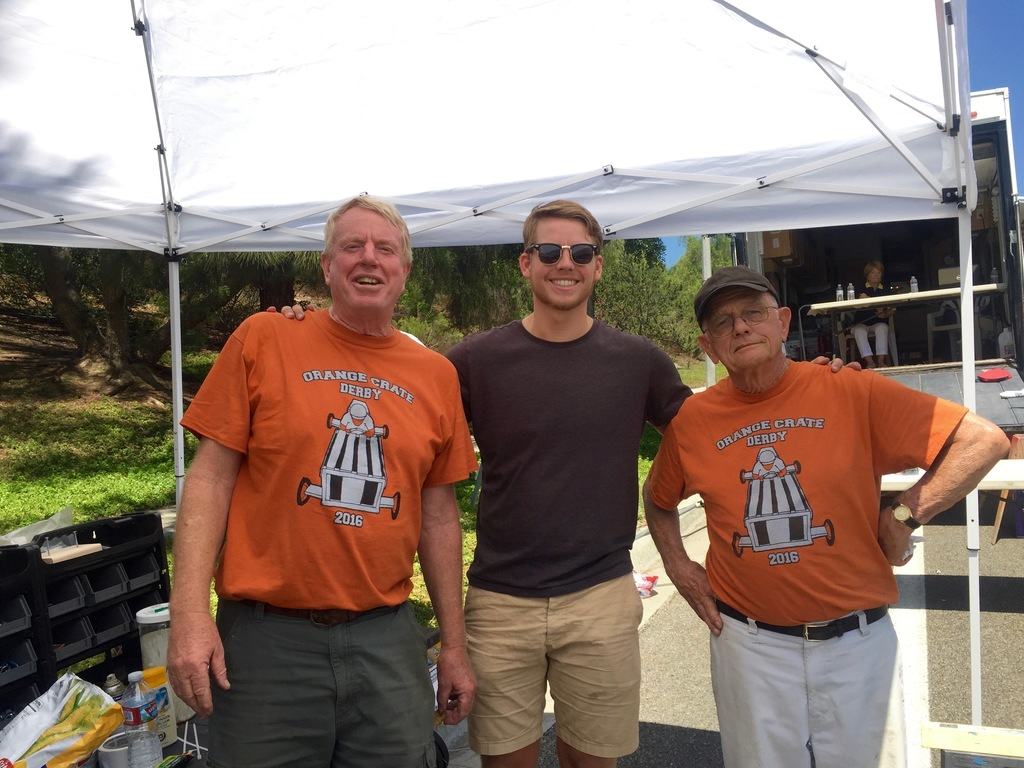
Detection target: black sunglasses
<box><xmin>528</xmin><ymin>242</ymin><xmax>599</xmax><ymax>265</ymax></box>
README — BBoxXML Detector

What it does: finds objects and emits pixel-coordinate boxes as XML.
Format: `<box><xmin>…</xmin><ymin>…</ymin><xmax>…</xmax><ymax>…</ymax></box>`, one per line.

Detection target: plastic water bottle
<box><xmin>835</xmin><ymin>284</ymin><xmax>844</xmax><ymax>301</ymax></box>
<box><xmin>910</xmin><ymin>275</ymin><xmax>919</xmax><ymax>293</ymax></box>
<box><xmin>846</xmin><ymin>282</ymin><xmax>855</xmax><ymax>300</ymax></box>
<box><xmin>998</xmin><ymin>327</ymin><xmax>1015</xmax><ymax>359</ymax></box>
<box><xmin>122</xmin><ymin>671</ymin><xmax>163</xmax><ymax>768</ymax></box>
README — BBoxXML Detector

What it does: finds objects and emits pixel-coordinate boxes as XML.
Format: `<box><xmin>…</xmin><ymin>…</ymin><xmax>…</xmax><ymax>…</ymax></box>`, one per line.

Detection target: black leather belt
<box><xmin>246</xmin><ymin>601</ymin><xmax>400</xmax><ymax>627</ymax></box>
<box><xmin>716</xmin><ymin>600</ymin><xmax>888</xmax><ymax>641</ymax></box>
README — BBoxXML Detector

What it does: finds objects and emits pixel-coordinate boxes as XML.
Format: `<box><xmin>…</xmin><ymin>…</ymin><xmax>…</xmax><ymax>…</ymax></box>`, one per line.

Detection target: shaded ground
<box><xmin>0</xmin><ymin>308</ymin><xmax>78</xmax><ymax>380</ymax></box>
<box><xmin>0</xmin><ymin>308</ymin><xmax>195</xmax><ymax>401</ymax></box>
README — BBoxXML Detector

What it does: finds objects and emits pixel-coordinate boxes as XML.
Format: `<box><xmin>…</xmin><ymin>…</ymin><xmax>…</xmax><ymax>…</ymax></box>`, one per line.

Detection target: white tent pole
<box><xmin>957</xmin><ymin>207</ymin><xmax>982</xmax><ymax>724</ymax></box>
<box><xmin>934</xmin><ymin>0</ymin><xmax>956</xmax><ymax>132</ymax></box>
<box><xmin>168</xmin><ymin>259</ymin><xmax>186</xmax><ymax>503</ymax></box>
<box><xmin>129</xmin><ymin>0</ymin><xmax>187</xmax><ymax>507</ymax></box>
<box><xmin>702</xmin><ymin>235</ymin><xmax>715</xmax><ymax>388</ymax></box>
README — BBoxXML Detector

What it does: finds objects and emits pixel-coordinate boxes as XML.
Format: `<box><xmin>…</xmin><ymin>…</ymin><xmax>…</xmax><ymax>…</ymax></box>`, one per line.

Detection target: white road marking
<box><xmin>891</xmin><ymin>530</ymin><xmax>930</xmax><ymax>768</ymax></box>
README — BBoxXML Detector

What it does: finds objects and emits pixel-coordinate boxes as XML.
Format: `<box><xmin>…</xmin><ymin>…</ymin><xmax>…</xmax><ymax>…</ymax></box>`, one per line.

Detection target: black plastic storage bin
<box><xmin>34</xmin><ymin>513</ymin><xmax>165</xmax><ymax>578</ymax></box>
<box><xmin>124</xmin><ymin>552</ymin><xmax>160</xmax><ymax>592</ymax></box>
<box><xmin>86</xmin><ymin>563</ymin><xmax>128</xmax><ymax>604</ymax></box>
<box><xmin>0</xmin><ymin>682</ymin><xmax>40</xmax><ymax>729</ymax></box>
<box><xmin>46</xmin><ymin>575</ymin><xmax>88</xmax><ymax>619</ymax></box>
<box><xmin>91</xmin><ymin>603</ymin><xmax>133</xmax><ymax>646</ymax></box>
<box><xmin>0</xmin><ymin>546</ymin><xmax>35</xmax><ymax>598</ymax></box>
<box><xmin>0</xmin><ymin>594</ymin><xmax>32</xmax><ymax>640</ymax></box>
<box><xmin>0</xmin><ymin>637</ymin><xmax>38</xmax><ymax>687</ymax></box>
<box><xmin>52</xmin><ymin>616</ymin><xmax>94</xmax><ymax>663</ymax></box>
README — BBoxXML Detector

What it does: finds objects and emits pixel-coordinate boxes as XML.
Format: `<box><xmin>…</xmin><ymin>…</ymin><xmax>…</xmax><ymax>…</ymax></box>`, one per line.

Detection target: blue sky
<box><xmin>662</xmin><ymin>1</ymin><xmax>1022</xmax><ymax>268</ymax></box>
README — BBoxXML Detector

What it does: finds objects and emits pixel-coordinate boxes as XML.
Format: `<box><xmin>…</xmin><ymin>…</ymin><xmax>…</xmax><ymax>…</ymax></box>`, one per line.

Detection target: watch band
<box><xmin>893</xmin><ymin>503</ymin><xmax>921</xmax><ymax>530</ymax></box>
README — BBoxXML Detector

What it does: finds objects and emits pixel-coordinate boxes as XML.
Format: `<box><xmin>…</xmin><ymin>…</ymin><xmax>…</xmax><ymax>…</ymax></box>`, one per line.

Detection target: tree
<box><xmin>0</xmin><ymin>244</ymin><xmax>322</xmax><ymax>392</ymax></box>
<box><xmin>402</xmin><ymin>244</ymin><xmax>529</xmax><ymax>334</ymax></box>
<box><xmin>622</xmin><ymin>237</ymin><xmax>667</xmax><ymax>268</ymax></box>
<box><xmin>594</xmin><ymin>241</ymin><xmax>679</xmax><ymax>348</ymax></box>
<box><xmin>667</xmin><ymin>234</ymin><xmax>735</xmax><ymax>355</ymax></box>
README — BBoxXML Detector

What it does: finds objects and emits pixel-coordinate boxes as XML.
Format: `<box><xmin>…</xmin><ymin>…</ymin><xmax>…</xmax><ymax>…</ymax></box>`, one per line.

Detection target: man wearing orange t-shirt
<box><xmin>644</xmin><ymin>266</ymin><xmax>1007</xmax><ymax>768</ymax></box>
<box><xmin>167</xmin><ymin>197</ymin><xmax>478</xmax><ymax>768</ymax></box>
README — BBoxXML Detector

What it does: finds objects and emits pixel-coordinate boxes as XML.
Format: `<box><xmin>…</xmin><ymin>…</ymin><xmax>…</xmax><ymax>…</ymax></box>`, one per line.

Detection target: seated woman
<box><xmin>850</xmin><ymin>260</ymin><xmax>893</xmax><ymax>368</ymax></box>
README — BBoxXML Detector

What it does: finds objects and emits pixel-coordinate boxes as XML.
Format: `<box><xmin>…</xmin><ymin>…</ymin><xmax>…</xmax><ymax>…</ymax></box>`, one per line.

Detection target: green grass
<box><xmin>676</xmin><ymin>358</ymin><xmax>728</xmax><ymax>389</ymax></box>
<box><xmin>0</xmin><ymin>382</ymin><xmax>192</xmax><ymax>534</ymax></box>
<box><xmin>157</xmin><ymin>349</ymin><xmax>219</xmax><ymax>381</ymax></box>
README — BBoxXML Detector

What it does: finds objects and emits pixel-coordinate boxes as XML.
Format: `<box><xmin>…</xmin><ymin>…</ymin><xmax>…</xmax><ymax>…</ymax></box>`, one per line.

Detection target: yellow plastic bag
<box><xmin>0</xmin><ymin>673</ymin><xmax>122</xmax><ymax>768</ymax></box>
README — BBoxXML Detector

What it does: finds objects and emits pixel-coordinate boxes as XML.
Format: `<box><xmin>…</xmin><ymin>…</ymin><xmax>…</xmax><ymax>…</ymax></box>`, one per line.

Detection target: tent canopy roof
<box><xmin>0</xmin><ymin>0</ymin><xmax>972</xmax><ymax>253</ymax></box>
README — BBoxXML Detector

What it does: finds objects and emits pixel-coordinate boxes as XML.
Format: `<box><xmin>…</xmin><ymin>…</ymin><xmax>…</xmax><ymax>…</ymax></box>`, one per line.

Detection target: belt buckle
<box><xmin>310</xmin><ymin>609</ymin><xmax>351</xmax><ymax>626</ymax></box>
<box><xmin>803</xmin><ymin>620</ymin><xmax>831</xmax><ymax>641</ymax></box>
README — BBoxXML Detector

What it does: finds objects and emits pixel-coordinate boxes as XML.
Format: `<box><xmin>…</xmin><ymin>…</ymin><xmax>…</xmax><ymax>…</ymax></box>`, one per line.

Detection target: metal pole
<box><xmin>958</xmin><ymin>207</ymin><xmax>982</xmax><ymax>725</ymax></box>
<box><xmin>167</xmin><ymin>260</ymin><xmax>186</xmax><ymax>506</ymax></box>
<box><xmin>703</xmin><ymin>235</ymin><xmax>715</xmax><ymax>387</ymax></box>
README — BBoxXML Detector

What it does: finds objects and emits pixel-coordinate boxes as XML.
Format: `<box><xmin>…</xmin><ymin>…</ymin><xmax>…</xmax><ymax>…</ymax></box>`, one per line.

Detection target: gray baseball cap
<box><xmin>693</xmin><ymin>266</ymin><xmax>779</xmax><ymax>326</ymax></box>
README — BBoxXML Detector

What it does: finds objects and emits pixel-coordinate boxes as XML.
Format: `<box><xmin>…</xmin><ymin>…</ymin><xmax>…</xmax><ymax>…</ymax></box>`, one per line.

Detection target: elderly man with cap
<box><xmin>643</xmin><ymin>266</ymin><xmax>1007</xmax><ymax>768</ymax></box>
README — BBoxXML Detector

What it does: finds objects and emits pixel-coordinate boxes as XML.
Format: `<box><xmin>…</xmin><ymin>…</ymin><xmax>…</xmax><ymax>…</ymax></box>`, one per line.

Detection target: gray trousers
<box><xmin>208</xmin><ymin>599</ymin><xmax>437</xmax><ymax>768</ymax></box>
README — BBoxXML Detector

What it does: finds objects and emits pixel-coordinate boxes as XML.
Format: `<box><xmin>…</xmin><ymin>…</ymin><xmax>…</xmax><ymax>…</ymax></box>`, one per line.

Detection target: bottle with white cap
<box><xmin>137</xmin><ymin>602</ymin><xmax>195</xmax><ymax>722</ymax></box>
<box><xmin>122</xmin><ymin>671</ymin><xmax>162</xmax><ymax>768</ymax></box>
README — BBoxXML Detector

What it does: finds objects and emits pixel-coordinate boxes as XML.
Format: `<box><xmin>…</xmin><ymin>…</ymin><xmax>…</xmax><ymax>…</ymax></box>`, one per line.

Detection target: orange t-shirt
<box><xmin>181</xmin><ymin>311</ymin><xmax>477</xmax><ymax>610</ymax></box>
<box><xmin>648</xmin><ymin>362</ymin><xmax>966</xmax><ymax>625</ymax></box>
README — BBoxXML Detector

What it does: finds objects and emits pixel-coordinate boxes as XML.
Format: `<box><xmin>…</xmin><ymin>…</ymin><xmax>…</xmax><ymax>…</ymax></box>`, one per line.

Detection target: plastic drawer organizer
<box><xmin>0</xmin><ymin>545</ymin><xmax>51</xmax><ymax>712</ymax></box>
<box><xmin>0</xmin><ymin>513</ymin><xmax>171</xmax><ymax>709</ymax></box>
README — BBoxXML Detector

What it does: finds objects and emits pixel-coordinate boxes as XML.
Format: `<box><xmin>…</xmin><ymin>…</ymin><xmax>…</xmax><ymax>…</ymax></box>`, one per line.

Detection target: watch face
<box><xmin>893</xmin><ymin>503</ymin><xmax>920</xmax><ymax>528</ymax></box>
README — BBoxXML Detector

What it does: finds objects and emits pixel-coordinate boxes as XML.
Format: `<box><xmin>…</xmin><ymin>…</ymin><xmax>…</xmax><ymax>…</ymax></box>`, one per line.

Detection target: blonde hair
<box><xmin>863</xmin><ymin>260</ymin><xmax>884</xmax><ymax>279</ymax></box>
<box><xmin>323</xmin><ymin>196</ymin><xmax>412</xmax><ymax>264</ymax></box>
<box><xmin>522</xmin><ymin>200</ymin><xmax>603</xmax><ymax>252</ymax></box>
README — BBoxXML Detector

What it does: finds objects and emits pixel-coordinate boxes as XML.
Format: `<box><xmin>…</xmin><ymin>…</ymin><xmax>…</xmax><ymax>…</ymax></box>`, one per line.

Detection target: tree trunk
<box><xmin>37</xmin><ymin>246</ymin><xmax>102</xmax><ymax>356</ymax></box>
<box><xmin>258</xmin><ymin>268</ymin><xmax>296</xmax><ymax>312</ymax></box>
<box><xmin>98</xmin><ymin>251</ymin><xmax>133</xmax><ymax>375</ymax></box>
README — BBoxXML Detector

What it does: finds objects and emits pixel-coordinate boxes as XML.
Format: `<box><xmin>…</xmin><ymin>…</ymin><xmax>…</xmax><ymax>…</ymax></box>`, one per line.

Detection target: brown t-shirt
<box><xmin>447</xmin><ymin>320</ymin><xmax>690</xmax><ymax>597</ymax></box>
<box><xmin>181</xmin><ymin>311</ymin><xmax>477</xmax><ymax>610</ymax></box>
<box><xmin>649</xmin><ymin>362</ymin><xmax>966</xmax><ymax>625</ymax></box>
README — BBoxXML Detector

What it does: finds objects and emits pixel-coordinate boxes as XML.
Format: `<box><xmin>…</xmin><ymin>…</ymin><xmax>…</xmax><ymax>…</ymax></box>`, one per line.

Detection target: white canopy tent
<box><xmin>1</xmin><ymin>0</ymin><xmax>993</xmax><ymax>729</ymax></box>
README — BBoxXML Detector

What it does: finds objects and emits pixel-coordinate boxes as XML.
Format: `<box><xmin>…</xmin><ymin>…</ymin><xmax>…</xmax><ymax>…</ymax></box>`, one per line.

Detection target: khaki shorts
<box><xmin>466</xmin><ymin>573</ymin><xmax>642</xmax><ymax>758</ymax></box>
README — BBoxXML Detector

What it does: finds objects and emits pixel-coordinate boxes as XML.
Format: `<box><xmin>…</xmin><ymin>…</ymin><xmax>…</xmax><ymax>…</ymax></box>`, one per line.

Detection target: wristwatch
<box><xmin>892</xmin><ymin>502</ymin><xmax>921</xmax><ymax>530</ymax></box>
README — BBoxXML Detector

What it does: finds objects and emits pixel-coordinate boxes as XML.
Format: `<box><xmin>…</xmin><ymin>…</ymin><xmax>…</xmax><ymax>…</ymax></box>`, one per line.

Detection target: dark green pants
<box><xmin>209</xmin><ymin>599</ymin><xmax>437</xmax><ymax>768</ymax></box>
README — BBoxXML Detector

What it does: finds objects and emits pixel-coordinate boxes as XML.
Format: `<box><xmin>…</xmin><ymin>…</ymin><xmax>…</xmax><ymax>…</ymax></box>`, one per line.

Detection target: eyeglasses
<box><xmin>527</xmin><ymin>243</ymin><xmax>599</xmax><ymax>265</ymax></box>
<box><xmin>703</xmin><ymin>306</ymin><xmax>778</xmax><ymax>338</ymax></box>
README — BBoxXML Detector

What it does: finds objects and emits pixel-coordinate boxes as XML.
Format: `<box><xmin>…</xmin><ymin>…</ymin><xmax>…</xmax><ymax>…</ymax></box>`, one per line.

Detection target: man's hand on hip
<box><xmin>877</xmin><ymin>507</ymin><xmax>915</xmax><ymax>567</ymax></box>
<box><xmin>668</xmin><ymin>560</ymin><xmax>723</xmax><ymax>636</ymax></box>
<box><xmin>167</xmin><ymin>610</ymin><xmax>230</xmax><ymax>717</ymax></box>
